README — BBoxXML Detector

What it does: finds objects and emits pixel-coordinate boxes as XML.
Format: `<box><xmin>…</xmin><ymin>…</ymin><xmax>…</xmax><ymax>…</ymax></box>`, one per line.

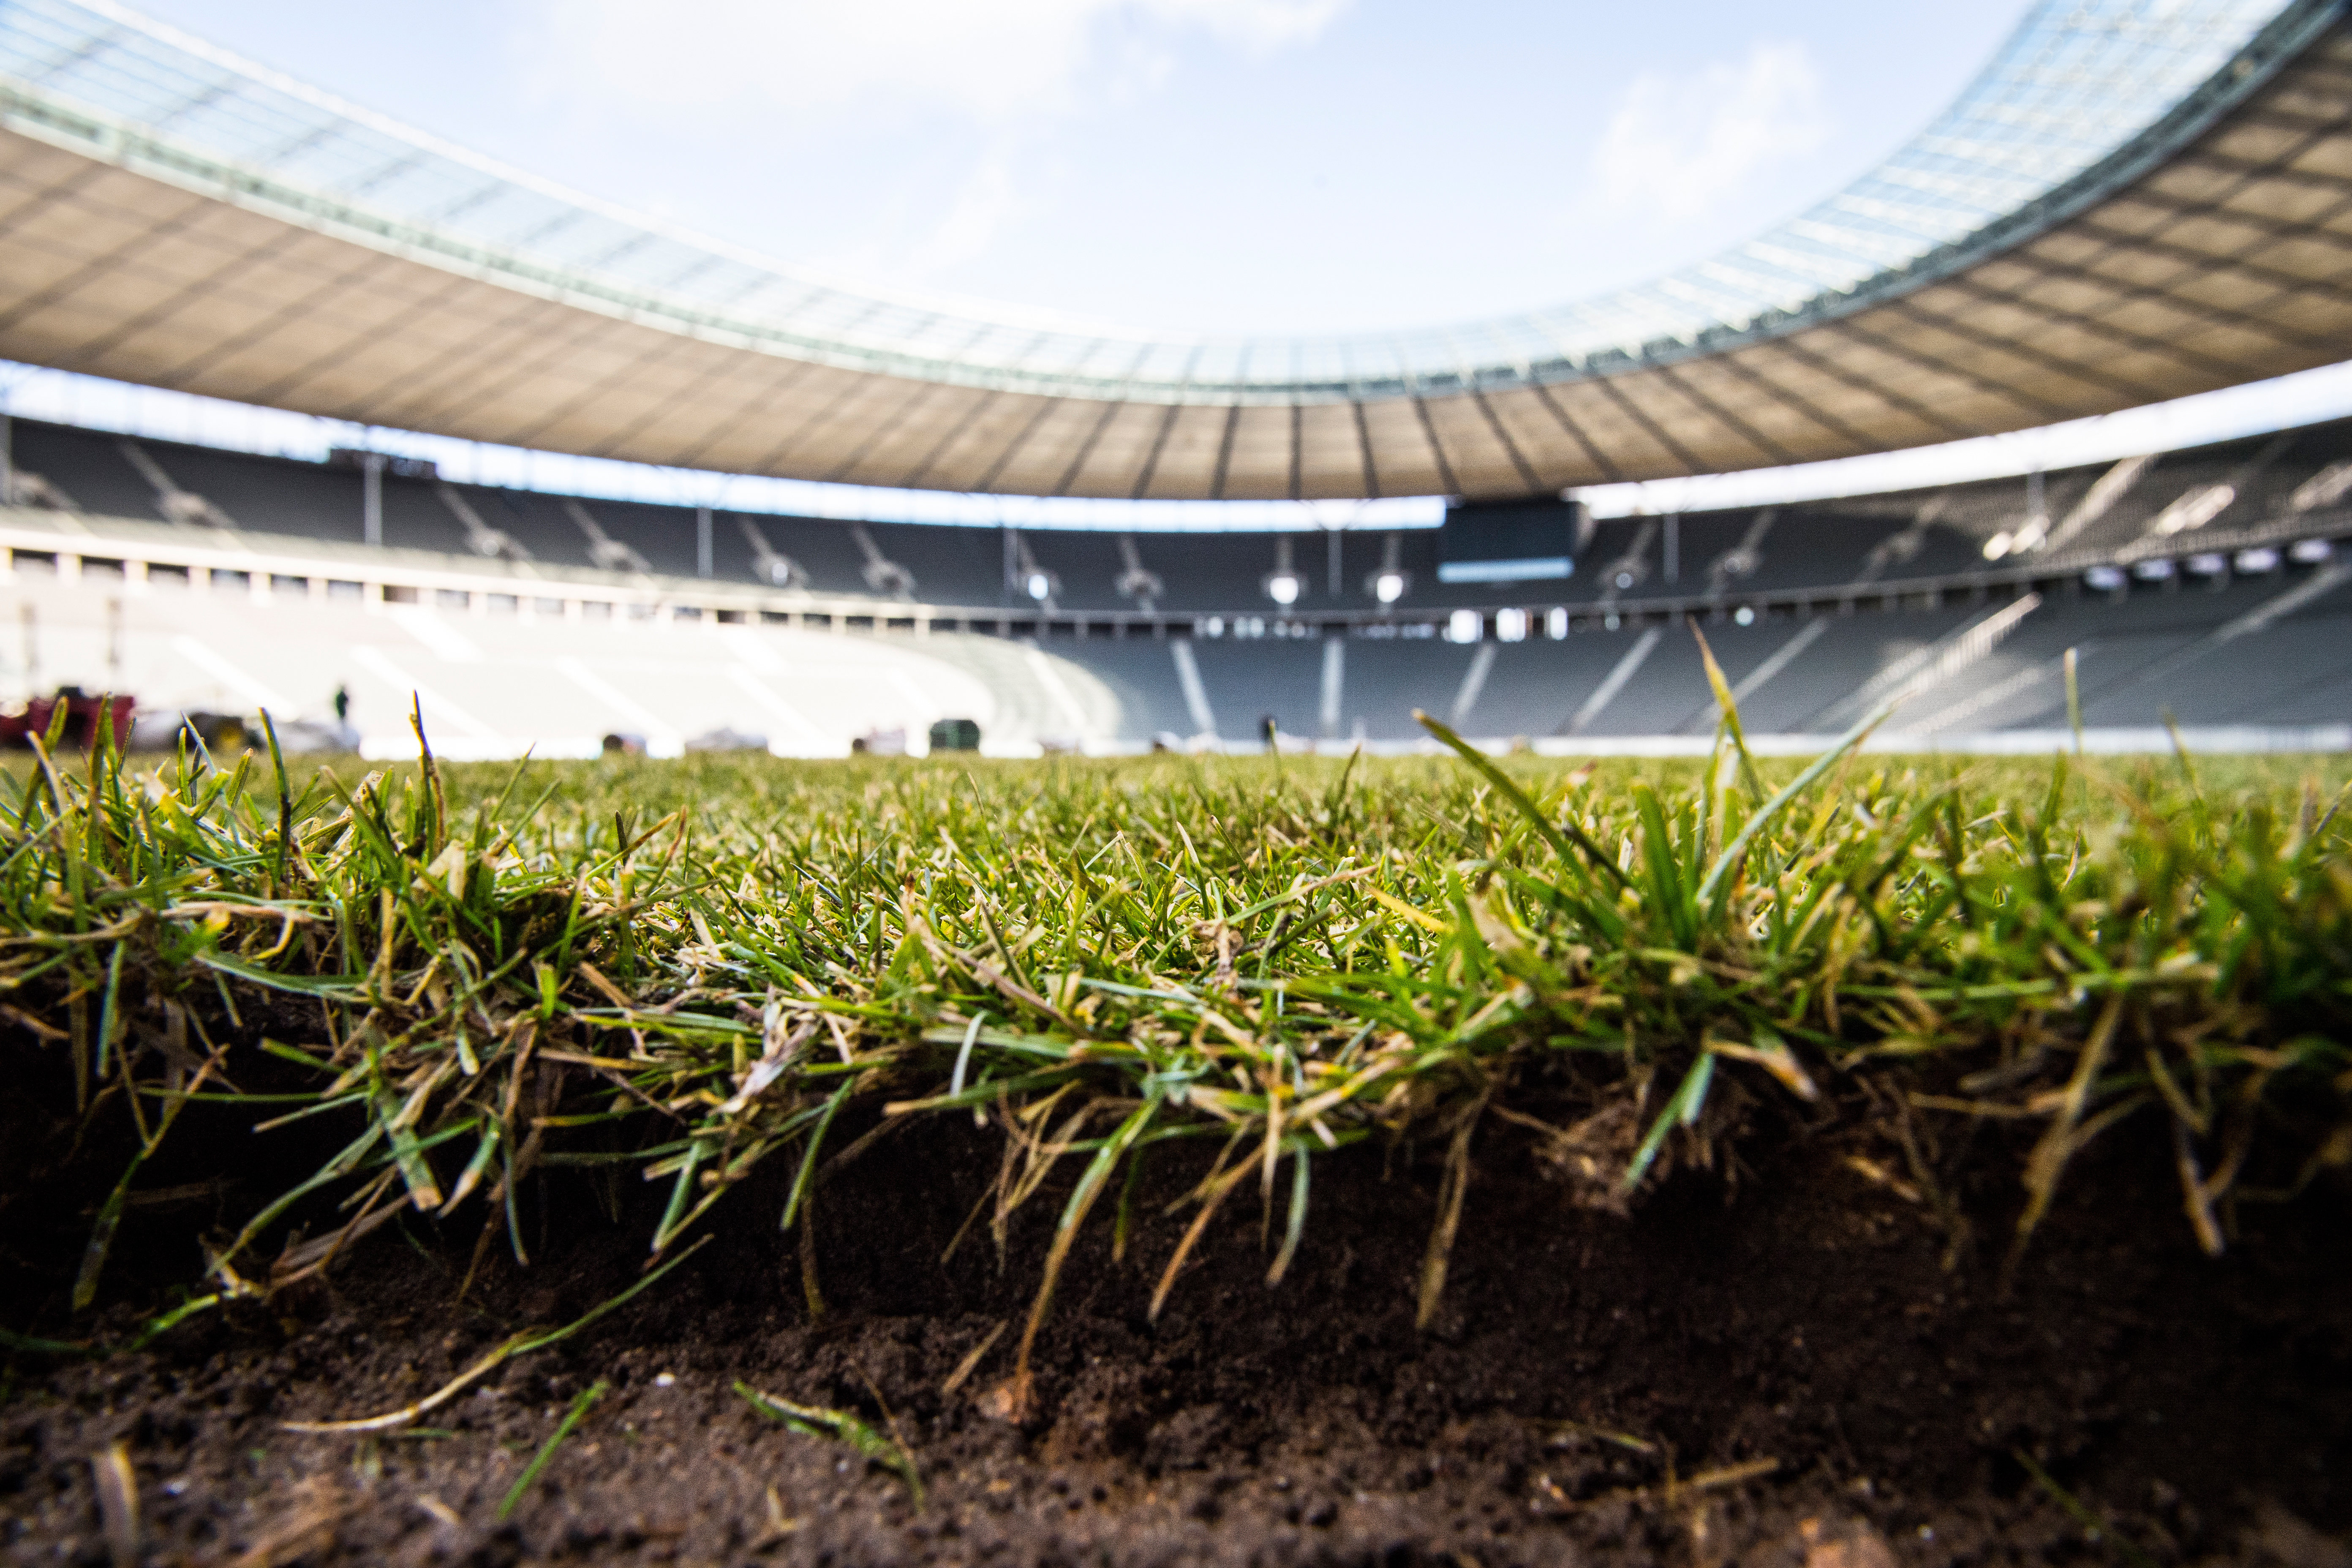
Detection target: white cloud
<box><xmin>532</xmin><ymin>0</ymin><xmax>1350</xmax><ymax>125</ymax></box>
<box><xmin>1592</xmin><ymin>42</ymin><xmax>1829</xmax><ymax>222</ymax></box>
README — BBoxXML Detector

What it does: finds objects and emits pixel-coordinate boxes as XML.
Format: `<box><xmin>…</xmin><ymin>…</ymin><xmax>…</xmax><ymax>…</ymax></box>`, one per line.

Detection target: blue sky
<box><xmin>128</xmin><ymin>1</ymin><xmax>2027</xmax><ymax>337</ymax></box>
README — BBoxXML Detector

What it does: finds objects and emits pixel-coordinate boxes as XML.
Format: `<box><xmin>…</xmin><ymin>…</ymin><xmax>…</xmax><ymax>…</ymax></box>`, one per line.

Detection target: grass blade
<box><xmin>499</xmin><ymin>1380</ymin><xmax>608</xmax><ymax>1521</ymax></box>
<box><xmin>1695</xmin><ymin>698</ymin><xmax>1897</xmax><ymax>913</ymax></box>
<box><xmin>1413</xmin><ymin>710</ymin><xmax>1629</xmax><ymax>889</ymax></box>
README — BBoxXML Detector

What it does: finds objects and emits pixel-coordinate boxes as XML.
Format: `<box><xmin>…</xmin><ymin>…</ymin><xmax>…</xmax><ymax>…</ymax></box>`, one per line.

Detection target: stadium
<box><xmin>0</xmin><ymin>0</ymin><xmax>2347</xmax><ymax>1563</ymax></box>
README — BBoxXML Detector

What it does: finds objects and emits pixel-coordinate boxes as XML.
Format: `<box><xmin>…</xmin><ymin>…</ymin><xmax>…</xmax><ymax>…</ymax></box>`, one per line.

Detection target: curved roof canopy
<box><xmin>0</xmin><ymin>0</ymin><xmax>2348</xmax><ymax>501</ymax></box>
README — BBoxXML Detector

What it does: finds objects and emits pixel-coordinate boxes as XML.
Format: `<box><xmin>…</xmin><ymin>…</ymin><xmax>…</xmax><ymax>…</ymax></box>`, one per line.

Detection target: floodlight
<box><xmin>1982</xmin><ymin>531</ymin><xmax>2012</xmax><ymax>561</ymax></box>
<box><xmin>1446</xmin><ymin>610</ymin><xmax>1483</xmax><ymax>644</ymax></box>
<box><xmin>1494</xmin><ymin>607</ymin><xmax>1528</xmax><ymax>642</ymax></box>
<box><xmin>2289</xmin><ymin>538</ymin><xmax>2333</xmax><ymax>564</ymax></box>
<box><xmin>2234</xmin><ymin>547</ymin><xmax>2281</xmax><ymax>572</ymax></box>
<box><xmin>1006</xmin><ymin>527</ymin><xmax>1057</xmax><ymax>606</ymax></box>
<box><xmin>851</xmin><ymin>523</ymin><xmax>916</xmax><ymax>598</ymax></box>
<box><xmin>1546</xmin><ymin>607</ymin><xmax>1569</xmax><ymax>639</ymax></box>
<box><xmin>2133</xmin><ymin>558</ymin><xmax>2175</xmax><ymax>581</ymax></box>
<box><xmin>1114</xmin><ymin>535</ymin><xmax>1163</xmax><ymax>608</ymax></box>
<box><xmin>2084</xmin><ymin>565</ymin><xmax>2127</xmax><ymax>591</ymax></box>
<box><xmin>2186</xmin><ymin>553</ymin><xmax>2227</xmax><ymax>577</ymax></box>
<box><xmin>1733</xmin><ymin>605</ymin><xmax>1756</xmax><ymax>626</ymax></box>
<box><xmin>1366</xmin><ymin>531</ymin><xmax>1410</xmax><ymax>606</ymax></box>
<box><xmin>1262</xmin><ymin>536</ymin><xmax>1305</xmax><ymax>607</ymax></box>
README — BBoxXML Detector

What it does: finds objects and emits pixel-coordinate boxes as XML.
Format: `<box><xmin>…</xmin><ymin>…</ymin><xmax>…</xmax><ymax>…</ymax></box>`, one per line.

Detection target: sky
<box><xmin>121</xmin><ymin>0</ymin><xmax>2030</xmax><ymax>338</ymax></box>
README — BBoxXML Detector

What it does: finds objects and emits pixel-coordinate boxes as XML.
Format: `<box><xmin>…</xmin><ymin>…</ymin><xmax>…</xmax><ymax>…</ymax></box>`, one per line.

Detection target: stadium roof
<box><xmin>0</xmin><ymin>0</ymin><xmax>2348</xmax><ymax>502</ymax></box>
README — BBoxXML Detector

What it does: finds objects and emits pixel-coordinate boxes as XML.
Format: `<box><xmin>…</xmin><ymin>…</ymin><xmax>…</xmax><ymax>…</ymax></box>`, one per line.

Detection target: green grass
<box><xmin>3</xmin><ymin>705</ymin><xmax>2349</xmax><ymax>1407</ymax></box>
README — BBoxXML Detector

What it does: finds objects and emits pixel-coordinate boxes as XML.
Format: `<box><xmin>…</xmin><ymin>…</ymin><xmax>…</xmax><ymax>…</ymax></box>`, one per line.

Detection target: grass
<box><xmin>2</xmin><ymin>694</ymin><xmax>2349</xmax><ymax>1412</ymax></box>
<box><xmin>735</xmin><ymin>1381</ymin><xmax>924</xmax><ymax>1506</ymax></box>
<box><xmin>500</xmin><ymin>1379</ymin><xmax>608</xmax><ymax>1520</ymax></box>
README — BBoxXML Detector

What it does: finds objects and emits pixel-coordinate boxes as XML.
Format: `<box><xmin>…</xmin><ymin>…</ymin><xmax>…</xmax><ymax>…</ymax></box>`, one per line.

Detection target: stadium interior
<box><xmin>7</xmin><ymin>1</ymin><xmax>2352</xmax><ymax>1560</ymax></box>
<box><xmin>3</xmin><ymin>410</ymin><xmax>2348</xmax><ymax>757</ymax></box>
<box><xmin>0</xmin><ymin>0</ymin><xmax>2348</xmax><ymax>758</ymax></box>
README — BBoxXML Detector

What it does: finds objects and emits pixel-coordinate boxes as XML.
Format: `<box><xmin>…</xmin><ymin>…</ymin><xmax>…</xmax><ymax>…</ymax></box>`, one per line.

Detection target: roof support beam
<box><xmin>1408</xmin><ymin>396</ymin><xmax>1462</xmax><ymax>495</ymax></box>
<box><xmin>971</xmin><ymin>395</ymin><xmax>1060</xmax><ymax>493</ymax></box>
<box><xmin>1824</xmin><ymin>316</ymin><xmax>2073</xmax><ymax>425</ymax></box>
<box><xmin>1129</xmin><ymin>402</ymin><xmax>1183</xmax><ymax>501</ymax></box>
<box><xmin>668</xmin><ymin>356</ymin><xmax>823</xmax><ymax>472</ymax></box>
<box><xmin>1704</xmin><ymin>351</ymin><xmax>1877</xmax><ymax>449</ymax></box>
<box><xmin>1760</xmin><ymin>335</ymin><xmax>1969</xmax><ymax>442</ymax></box>
<box><xmin>1209</xmin><ymin>404</ymin><xmax>1241</xmax><ymax>501</ymax></box>
<box><xmin>1591</xmin><ymin>374</ymin><xmax>1703</xmax><ymax>473</ymax></box>
<box><xmin>896</xmin><ymin>387</ymin><xmax>998</xmax><ymax>491</ymax></box>
<box><xmin>1650</xmin><ymin>360</ymin><xmax>1797</xmax><ymax>467</ymax></box>
<box><xmin>1528</xmin><ymin>383</ymin><xmax>1623</xmax><ymax>483</ymax></box>
<box><xmin>1469</xmin><ymin>389</ymin><xmax>1544</xmax><ymax>495</ymax></box>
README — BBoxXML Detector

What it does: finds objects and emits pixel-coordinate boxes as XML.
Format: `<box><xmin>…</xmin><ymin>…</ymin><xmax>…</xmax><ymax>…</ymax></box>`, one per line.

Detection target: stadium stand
<box><xmin>3</xmin><ymin>411</ymin><xmax>2349</xmax><ymax>754</ymax></box>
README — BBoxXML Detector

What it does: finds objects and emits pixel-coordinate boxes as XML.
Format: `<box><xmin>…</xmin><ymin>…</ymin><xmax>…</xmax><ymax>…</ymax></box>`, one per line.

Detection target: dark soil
<box><xmin>3</xmin><ymin>1041</ymin><xmax>2349</xmax><ymax>1566</ymax></box>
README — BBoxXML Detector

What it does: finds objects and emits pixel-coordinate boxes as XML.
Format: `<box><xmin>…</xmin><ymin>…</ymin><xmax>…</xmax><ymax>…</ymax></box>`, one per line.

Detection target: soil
<box><xmin>3</xmin><ymin>1027</ymin><xmax>2348</xmax><ymax>1567</ymax></box>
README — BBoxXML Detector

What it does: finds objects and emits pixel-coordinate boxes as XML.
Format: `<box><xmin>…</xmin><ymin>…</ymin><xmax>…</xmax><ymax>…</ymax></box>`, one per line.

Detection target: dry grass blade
<box><xmin>283</xmin><ymin>1238</ymin><xmax>707</xmax><ymax>1433</ymax></box>
<box><xmin>2172</xmin><ymin>1119</ymin><xmax>2226</xmax><ymax>1257</ymax></box>
<box><xmin>90</xmin><ymin>1442</ymin><xmax>139</xmax><ymax>1568</ymax></box>
<box><xmin>228</xmin><ymin>1479</ymin><xmax>353</xmax><ymax>1568</ymax></box>
<box><xmin>1418</xmin><ymin>1091</ymin><xmax>1488</xmax><ymax>1330</ymax></box>
<box><xmin>1534</xmin><ymin>1453</ymin><xmax>1780</xmax><ymax>1515</ymax></box>
<box><xmin>941</xmin><ymin>1321</ymin><xmax>1007</xmax><ymax>1395</ymax></box>
<box><xmin>280</xmin><ymin>1337</ymin><xmax>524</xmax><ymax>1437</ymax></box>
<box><xmin>994</xmin><ymin>1097</ymin><xmax>1157</xmax><ymax>1420</ymax></box>
<box><xmin>2010</xmin><ymin>993</ymin><xmax>2126</xmax><ymax>1271</ymax></box>
<box><xmin>1151</xmin><ymin>1160</ymin><xmax>1253</xmax><ymax>1323</ymax></box>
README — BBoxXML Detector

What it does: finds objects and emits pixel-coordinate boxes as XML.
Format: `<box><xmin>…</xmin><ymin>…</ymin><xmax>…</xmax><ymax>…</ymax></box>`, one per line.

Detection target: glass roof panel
<box><xmin>0</xmin><ymin>0</ymin><xmax>2296</xmax><ymax>400</ymax></box>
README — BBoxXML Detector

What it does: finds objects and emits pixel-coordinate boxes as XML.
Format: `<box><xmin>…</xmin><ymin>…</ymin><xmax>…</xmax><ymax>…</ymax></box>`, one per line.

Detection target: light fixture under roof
<box><xmin>1262</xmin><ymin>536</ymin><xmax>1304</xmax><ymax>607</ymax></box>
<box><xmin>1366</xmin><ymin>531</ymin><xmax>1410</xmax><ymax>606</ymax></box>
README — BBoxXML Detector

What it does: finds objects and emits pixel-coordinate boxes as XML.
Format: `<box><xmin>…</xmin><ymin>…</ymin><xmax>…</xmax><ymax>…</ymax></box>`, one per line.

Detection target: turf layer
<box><xmin>3</xmin><ymin>717</ymin><xmax>2346</xmax><ymax>1365</ymax></box>
<box><xmin>3</xmin><ymin>717</ymin><xmax>2350</xmax><ymax>1561</ymax></box>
